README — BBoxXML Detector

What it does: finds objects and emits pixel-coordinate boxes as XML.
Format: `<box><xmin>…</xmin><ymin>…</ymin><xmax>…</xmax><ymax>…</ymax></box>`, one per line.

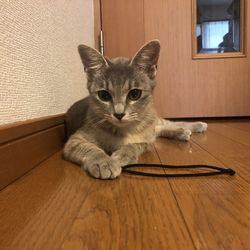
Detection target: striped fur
<box><xmin>63</xmin><ymin>41</ymin><xmax>207</xmax><ymax>179</ymax></box>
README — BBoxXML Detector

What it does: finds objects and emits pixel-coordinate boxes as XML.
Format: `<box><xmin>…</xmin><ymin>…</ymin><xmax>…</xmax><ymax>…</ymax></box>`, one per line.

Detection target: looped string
<box><xmin>122</xmin><ymin>163</ymin><xmax>236</xmax><ymax>178</ymax></box>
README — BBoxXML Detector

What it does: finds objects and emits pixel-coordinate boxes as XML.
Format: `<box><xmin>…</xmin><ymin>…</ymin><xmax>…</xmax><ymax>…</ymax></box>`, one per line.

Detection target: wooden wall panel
<box><xmin>144</xmin><ymin>0</ymin><xmax>250</xmax><ymax>118</ymax></box>
<box><xmin>100</xmin><ymin>0</ymin><xmax>250</xmax><ymax>118</ymax></box>
<box><xmin>101</xmin><ymin>0</ymin><xmax>145</xmax><ymax>58</ymax></box>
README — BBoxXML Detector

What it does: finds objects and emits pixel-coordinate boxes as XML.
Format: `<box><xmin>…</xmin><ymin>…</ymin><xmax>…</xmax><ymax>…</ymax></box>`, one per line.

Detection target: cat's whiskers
<box><xmin>103</xmin><ymin>114</ymin><xmax>112</xmax><ymax>119</ymax></box>
<box><xmin>130</xmin><ymin>114</ymin><xmax>155</xmax><ymax>133</ymax></box>
<box><xmin>126</xmin><ymin>112</ymin><xmax>138</xmax><ymax>121</ymax></box>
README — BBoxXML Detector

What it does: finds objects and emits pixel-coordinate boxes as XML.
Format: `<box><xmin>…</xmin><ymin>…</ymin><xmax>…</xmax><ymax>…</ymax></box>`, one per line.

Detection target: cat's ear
<box><xmin>78</xmin><ymin>44</ymin><xmax>108</xmax><ymax>77</ymax></box>
<box><xmin>131</xmin><ymin>40</ymin><xmax>160</xmax><ymax>79</ymax></box>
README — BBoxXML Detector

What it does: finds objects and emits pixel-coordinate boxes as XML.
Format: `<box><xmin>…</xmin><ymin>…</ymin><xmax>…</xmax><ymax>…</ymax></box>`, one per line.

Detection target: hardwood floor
<box><xmin>0</xmin><ymin>121</ymin><xmax>249</xmax><ymax>250</ymax></box>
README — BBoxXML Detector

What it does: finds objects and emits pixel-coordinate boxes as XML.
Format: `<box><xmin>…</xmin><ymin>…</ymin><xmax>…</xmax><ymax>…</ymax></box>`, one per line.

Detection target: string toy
<box><xmin>122</xmin><ymin>163</ymin><xmax>236</xmax><ymax>178</ymax></box>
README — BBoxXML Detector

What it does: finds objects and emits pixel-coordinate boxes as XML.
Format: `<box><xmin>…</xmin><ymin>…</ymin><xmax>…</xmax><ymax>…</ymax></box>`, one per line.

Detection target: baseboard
<box><xmin>165</xmin><ymin>116</ymin><xmax>250</xmax><ymax>122</ymax></box>
<box><xmin>0</xmin><ymin>114</ymin><xmax>65</xmax><ymax>190</ymax></box>
<box><xmin>0</xmin><ymin>114</ymin><xmax>65</xmax><ymax>145</ymax></box>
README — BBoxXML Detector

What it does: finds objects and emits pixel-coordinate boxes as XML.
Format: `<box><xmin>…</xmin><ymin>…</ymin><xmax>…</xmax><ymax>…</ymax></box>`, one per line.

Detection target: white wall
<box><xmin>0</xmin><ymin>0</ymin><xmax>94</xmax><ymax>125</ymax></box>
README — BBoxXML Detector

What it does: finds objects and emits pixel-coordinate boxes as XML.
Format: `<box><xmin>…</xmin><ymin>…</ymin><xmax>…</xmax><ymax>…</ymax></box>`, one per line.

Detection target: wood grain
<box><xmin>190</xmin><ymin>128</ymin><xmax>250</xmax><ymax>180</ymax></box>
<box><xmin>144</xmin><ymin>0</ymin><xmax>250</xmax><ymax>118</ymax></box>
<box><xmin>0</xmin><ymin>114</ymin><xmax>64</xmax><ymax>145</ymax></box>
<box><xmin>0</xmin><ymin>125</ymin><xmax>64</xmax><ymax>190</ymax></box>
<box><xmin>207</xmin><ymin>122</ymin><xmax>250</xmax><ymax>147</ymax></box>
<box><xmin>61</xmin><ymin>148</ymin><xmax>195</xmax><ymax>250</ymax></box>
<box><xmin>101</xmin><ymin>0</ymin><xmax>250</xmax><ymax>117</ymax></box>
<box><xmin>101</xmin><ymin>0</ymin><xmax>145</xmax><ymax>58</ymax></box>
<box><xmin>224</xmin><ymin>120</ymin><xmax>250</xmax><ymax>133</ymax></box>
<box><xmin>0</xmin><ymin>152</ymin><xmax>93</xmax><ymax>250</ymax></box>
<box><xmin>1</xmin><ymin>121</ymin><xmax>249</xmax><ymax>249</ymax></box>
<box><xmin>154</xmin><ymin>134</ymin><xmax>250</xmax><ymax>249</ymax></box>
<box><xmin>174</xmin><ymin>192</ymin><xmax>250</xmax><ymax>250</ymax></box>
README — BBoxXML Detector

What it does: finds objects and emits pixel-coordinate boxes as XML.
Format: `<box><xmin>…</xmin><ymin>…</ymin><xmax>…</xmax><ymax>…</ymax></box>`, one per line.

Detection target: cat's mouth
<box><xmin>109</xmin><ymin>117</ymin><xmax>132</xmax><ymax>127</ymax></box>
<box><xmin>103</xmin><ymin>113</ymin><xmax>137</xmax><ymax>127</ymax></box>
<box><xmin>111</xmin><ymin>119</ymin><xmax>129</xmax><ymax>126</ymax></box>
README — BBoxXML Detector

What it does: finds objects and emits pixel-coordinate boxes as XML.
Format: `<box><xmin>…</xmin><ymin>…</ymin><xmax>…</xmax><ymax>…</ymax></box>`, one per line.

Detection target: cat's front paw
<box><xmin>191</xmin><ymin>122</ymin><xmax>208</xmax><ymax>133</ymax></box>
<box><xmin>111</xmin><ymin>150</ymin><xmax>138</xmax><ymax>166</ymax></box>
<box><xmin>83</xmin><ymin>153</ymin><xmax>121</xmax><ymax>179</ymax></box>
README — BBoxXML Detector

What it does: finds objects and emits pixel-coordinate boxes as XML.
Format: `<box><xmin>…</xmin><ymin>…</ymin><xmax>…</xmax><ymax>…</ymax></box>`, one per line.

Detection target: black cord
<box><xmin>122</xmin><ymin>163</ymin><xmax>236</xmax><ymax>178</ymax></box>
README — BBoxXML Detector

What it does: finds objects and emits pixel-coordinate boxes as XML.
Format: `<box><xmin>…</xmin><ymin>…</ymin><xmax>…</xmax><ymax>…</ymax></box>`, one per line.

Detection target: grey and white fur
<box><xmin>63</xmin><ymin>40</ymin><xmax>207</xmax><ymax>179</ymax></box>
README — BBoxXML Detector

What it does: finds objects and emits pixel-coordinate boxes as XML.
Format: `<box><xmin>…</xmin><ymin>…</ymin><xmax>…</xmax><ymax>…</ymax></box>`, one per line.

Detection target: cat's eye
<box><xmin>97</xmin><ymin>90</ymin><xmax>112</xmax><ymax>102</ymax></box>
<box><xmin>128</xmin><ymin>89</ymin><xmax>142</xmax><ymax>101</ymax></box>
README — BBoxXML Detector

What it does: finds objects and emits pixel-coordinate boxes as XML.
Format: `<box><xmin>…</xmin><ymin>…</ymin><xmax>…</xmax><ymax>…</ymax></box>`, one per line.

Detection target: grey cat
<box><xmin>63</xmin><ymin>40</ymin><xmax>207</xmax><ymax>179</ymax></box>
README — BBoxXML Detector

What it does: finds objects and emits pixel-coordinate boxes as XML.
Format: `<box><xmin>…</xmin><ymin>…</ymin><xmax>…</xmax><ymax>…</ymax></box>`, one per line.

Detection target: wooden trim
<box><xmin>0</xmin><ymin>114</ymin><xmax>64</xmax><ymax>145</ymax></box>
<box><xmin>242</xmin><ymin>0</ymin><xmax>248</xmax><ymax>56</ymax></box>
<box><xmin>191</xmin><ymin>0</ymin><xmax>197</xmax><ymax>59</ymax></box>
<box><xmin>191</xmin><ymin>0</ymin><xmax>246</xmax><ymax>60</ymax></box>
<box><xmin>240</xmin><ymin>0</ymin><xmax>246</xmax><ymax>56</ymax></box>
<box><xmin>93</xmin><ymin>0</ymin><xmax>101</xmax><ymax>50</ymax></box>
<box><xmin>0</xmin><ymin>115</ymin><xmax>65</xmax><ymax>190</ymax></box>
<box><xmin>192</xmin><ymin>52</ymin><xmax>246</xmax><ymax>60</ymax></box>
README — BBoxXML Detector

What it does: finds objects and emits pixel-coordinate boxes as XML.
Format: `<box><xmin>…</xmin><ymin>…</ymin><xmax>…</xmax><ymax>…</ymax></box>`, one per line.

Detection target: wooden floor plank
<box><xmin>223</xmin><ymin>120</ymin><xmax>250</xmax><ymax>133</ymax></box>
<box><xmin>207</xmin><ymin>122</ymin><xmax>250</xmax><ymax>148</ymax></box>
<box><xmin>190</xmin><ymin>128</ymin><xmax>250</xmax><ymax>181</ymax></box>
<box><xmin>0</xmin><ymin>152</ymin><xmax>94</xmax><ymax>250</ymax></box>
<box><xmin>154</xmin><ymin>137</ymin><xmax>250</xmax><ymax>250</ymax></box>
<box><xmin>61</xmin><ymin>149</ymin><xmax>195</xmax><ymax>250</ymax></box>
<box><xmin>174</xmin><ymin>193</ymin><xmax>249</xmax><ymax>250</ymax></box>
<box><xmin>155</xmin><ymin>138</ymin><xmax>248</xmax><ymax>193</ymax></box>
<box><xmin>1</xmin><ymin>121</ymin><xmax>250</xmax><ymax>250</ymax></box>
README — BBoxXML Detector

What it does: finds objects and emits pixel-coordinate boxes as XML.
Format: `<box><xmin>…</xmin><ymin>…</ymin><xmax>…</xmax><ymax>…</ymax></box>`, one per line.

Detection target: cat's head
<box><xmin>78</xmin><ymin>40</ymin><xmax>160</xmax><ymax>127</ymax></box>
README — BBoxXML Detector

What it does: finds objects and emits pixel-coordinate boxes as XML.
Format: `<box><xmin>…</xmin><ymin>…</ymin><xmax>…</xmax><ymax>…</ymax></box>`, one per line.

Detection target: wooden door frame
<box><xmin>93</xmin><ymin>0</ymin><xmax>102</xmax><ymax>51</ymax></box>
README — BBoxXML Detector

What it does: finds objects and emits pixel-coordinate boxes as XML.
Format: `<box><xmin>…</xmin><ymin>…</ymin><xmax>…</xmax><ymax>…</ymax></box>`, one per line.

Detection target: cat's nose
<box><xmin>114</xmin><ymin>113</ymin><xmax>125</xmax><ymax>120</ymax></box>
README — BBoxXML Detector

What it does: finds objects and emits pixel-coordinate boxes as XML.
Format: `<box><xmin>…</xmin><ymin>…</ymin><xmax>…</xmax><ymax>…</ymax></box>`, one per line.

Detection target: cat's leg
<box><xmin>156</xmin><ymin>125</ymin><xmax>192</xmax><ymax>141</ymax></box>
<box><xmin>166</xmin><ymin>120</ymin><xmax>208</xmax><ymax>133</ymax></box>
<box><xmin>63</xmin><ymin>131</ymin><xmax>121</xmax><ymax>179</ymax></box>
<box><xmin>155</xmin><ymin>119</ymin><xmax>207</xmax><ymax>141</ymax></box>
<box><xmin>111</xmin><ymin>143</ymin><xmax>151</xmax><ymax>166</ymax></box>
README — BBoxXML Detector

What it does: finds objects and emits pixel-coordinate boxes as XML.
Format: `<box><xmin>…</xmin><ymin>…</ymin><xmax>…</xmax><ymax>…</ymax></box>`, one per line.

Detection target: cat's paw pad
<box><xmin>191</xmin><ymin>122</ymin><xmax>208</xmax><ymax>133</ymax></box>
<box><xmin>83</xmin><ymin>154</ymin><xmax>121</xmax><ymax>179</ymax></box>
<box><xmin>177</xmin><ymin>128</ymin><xmax>192</xmax><ymax>141</ymax></box>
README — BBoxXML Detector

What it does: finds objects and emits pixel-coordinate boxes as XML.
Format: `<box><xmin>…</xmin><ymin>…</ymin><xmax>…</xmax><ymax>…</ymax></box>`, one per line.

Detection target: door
<box><xmin>98</xmin><ymin>0</ymin><xmax>250</xmax><ymax>118</ymax></box>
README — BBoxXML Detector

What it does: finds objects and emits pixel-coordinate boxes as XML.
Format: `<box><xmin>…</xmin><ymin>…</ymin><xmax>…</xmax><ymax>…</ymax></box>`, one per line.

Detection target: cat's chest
<box><xmin>122</xmin><ymin>132</ymin><xmax>155</xmax><ymax>145</ymax></box>
<box><xmin>96</xmin><ymin>126</ymin><xmax>156</xmax><ymax>153</ymax></box>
